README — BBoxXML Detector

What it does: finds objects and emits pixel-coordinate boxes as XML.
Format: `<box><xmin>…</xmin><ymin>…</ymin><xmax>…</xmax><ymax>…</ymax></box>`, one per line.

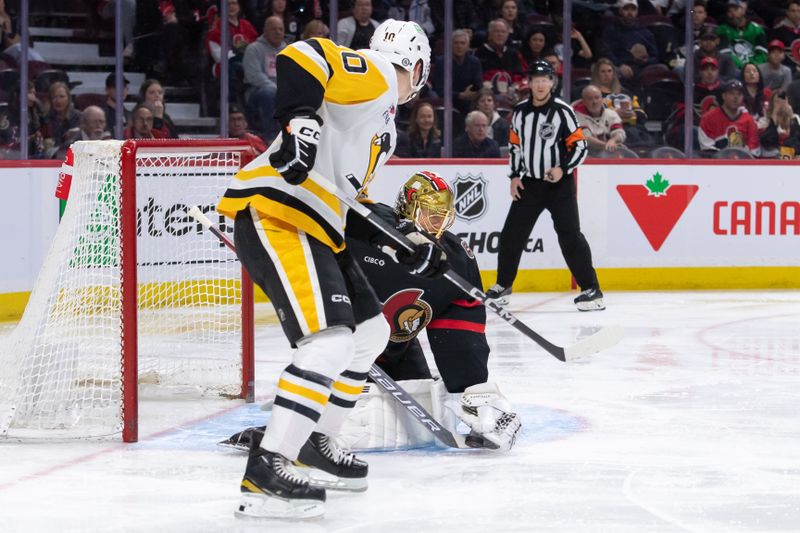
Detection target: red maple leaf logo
<box><xmin>617</xmin><ymin>172</ymin><xmax>699</xmax><ymax>251</ymax></box>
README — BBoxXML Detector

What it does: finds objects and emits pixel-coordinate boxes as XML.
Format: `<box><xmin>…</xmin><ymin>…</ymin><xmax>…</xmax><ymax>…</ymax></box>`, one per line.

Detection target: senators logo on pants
<box><xmin>382</xmin><ymin>289</ymin><xmax>433</xmax><ymax>342</ymax></box>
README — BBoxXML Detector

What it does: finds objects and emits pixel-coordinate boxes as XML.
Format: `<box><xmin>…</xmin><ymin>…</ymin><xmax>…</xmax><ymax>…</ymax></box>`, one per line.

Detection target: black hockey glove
<box><xmin>269</xmin><ymin>111</ymin><xmax>322</xmax><ymax>185</ymax></box>
<box><xmin>395</xmin><ymin>231</ymin><xmax>449</xmax><ymax>279</ymax></box>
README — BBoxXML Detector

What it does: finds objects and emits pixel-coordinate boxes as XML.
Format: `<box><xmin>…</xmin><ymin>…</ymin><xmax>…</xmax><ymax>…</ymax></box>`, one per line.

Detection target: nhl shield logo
<box><xmin>453</xmin><ymin>173</ymin><xmax>488</xmax><ymax>222</ymax></box>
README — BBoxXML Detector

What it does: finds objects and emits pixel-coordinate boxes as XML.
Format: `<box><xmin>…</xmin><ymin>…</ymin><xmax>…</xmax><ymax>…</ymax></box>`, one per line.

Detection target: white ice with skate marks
<box><xmin>1</xmin><ymin>291</ymin><xmax>799</xmax><ymax>532</ymax></box>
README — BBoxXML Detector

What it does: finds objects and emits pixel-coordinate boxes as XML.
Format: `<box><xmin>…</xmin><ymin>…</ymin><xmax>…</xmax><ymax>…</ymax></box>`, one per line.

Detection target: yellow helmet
<box><xmin>395</xmin><ymin>171</ymin><xmax>455</xmax><ymax>238</ymax></box>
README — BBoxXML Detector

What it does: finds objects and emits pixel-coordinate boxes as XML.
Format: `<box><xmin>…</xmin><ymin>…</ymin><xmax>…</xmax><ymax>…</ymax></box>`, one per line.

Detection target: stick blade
<box><xmin>563</xmin><ymin>325</ymin><xmax>624</xmax><ymax>361</ymax></box>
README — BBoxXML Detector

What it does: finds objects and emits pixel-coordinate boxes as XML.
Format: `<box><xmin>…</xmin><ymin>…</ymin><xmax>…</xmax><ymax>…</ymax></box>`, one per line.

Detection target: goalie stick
<box><xmin>187</xmin><ymin>206</ymin><xmax>468</xmax><ymax>449</ymax></box>
<box><xmin>313</xmin><ymin>176</ymin><xmax>623</xmax><ymax>363</ymax></box>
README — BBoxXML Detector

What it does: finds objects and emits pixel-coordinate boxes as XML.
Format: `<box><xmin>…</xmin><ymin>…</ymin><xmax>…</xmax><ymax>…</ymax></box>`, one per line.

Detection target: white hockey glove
<box><xmin>454</xmin><ymin>382</ymin><xmax>521</xmax><ymax>452</ymax></box>
<box><xmin>269</xmin><ymin>111</ymin><xmax>322</xmax><ymax>185</ymax></box>
<box><xmin>385</xmin><ymin>229</ymin><xmax>448</xmax><ymax>279</ymax></box>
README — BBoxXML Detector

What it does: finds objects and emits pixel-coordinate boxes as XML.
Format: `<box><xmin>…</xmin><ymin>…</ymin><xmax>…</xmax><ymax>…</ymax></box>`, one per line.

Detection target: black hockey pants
<box><xmin>496</xmin><ymin>175</ymin><xmax>599</xmax><ymax>291</ymax></box>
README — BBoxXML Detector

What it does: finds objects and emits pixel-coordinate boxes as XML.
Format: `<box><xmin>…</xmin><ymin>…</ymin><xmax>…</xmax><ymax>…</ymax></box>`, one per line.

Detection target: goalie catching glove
<box><xmin>268</xmin><ymin>109</ymin><xmax>322</xmax><ymax>185</ymax></box>
<box><xmin>450</xmin><ymin>382</ymin><xmax>521</xmax><ymax>452</ymax></box>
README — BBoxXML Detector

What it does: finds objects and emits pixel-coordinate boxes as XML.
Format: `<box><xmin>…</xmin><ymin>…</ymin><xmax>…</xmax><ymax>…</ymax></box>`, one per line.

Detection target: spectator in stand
<box><xmin>692</xmin><ymin>27</ymin><xmax>738</xmax><ymax>83</ymax></box>
<box><xmin>138</xmin><ymin>79</ymin><xmax>178</xmax><ymax>139</ymax></box>
<box><xmin>555</xmin><ymin>24</ymin><xmax>594</xmax><ymax>71</ymax></box>
<box><xmin>430</xmin><ymin>0</ymin><xmax>481</xmax><ymax>37</ymax></box>
<box><xmin>265</xmin><ymin>0</ymin><xmax>301</xmax><ymax>44</ymax></box>
<box><xmin>0</xmin><ymin>0</ymin><xmax>46</xmax><ymax>64</ymax></box>
<box><xmin>125</xmin><ymin>103</ymin><xmax>161</xmax><ymax>139</ymax></box>
<box><xmin>405</xmin><ymin>101</ymin><xmax>443</xmax><ymax>158</ymax></box>
<box><xmin>76</xmin><ymin>106</ymin><xmax>111</xmax><ymax>141</ymax></box>
<box><xmin>591</xmin><ymin>58</ymin><xmax>646</xmax><ymax>124</ymax></box>
<box><xmin>601</xmin><ymin>0</ymin><xmax>660</xmax><ymax>82</ymax></box>
<box><xmin>240</xmin><ymin>0</ymin><xmax>268</xmax><ymax>28</ymax></box>
<box><xmin>695</xmin><ymin>56</ymin><xmax>722</xmax><ymax>110</ymax></box>
<box><xmin>758</xmin><ymin>40</ymin><xmax>792</xmax><ymax>91</ymax></box>
<box><xmin>453</xmin><ymin>110</ymin><xmax>501</xmax><ymax>157</ymax></box>
<box><xmin>336</xmin><ymin>0</ymin><xmax>380</xmax><ymax>50</ymax></box>
<box><xmin>741</xmin><ymin>61</ymin><xmax>769</xmax><ymax>129</ymax></box>
<box><xmin>717</xmin><ymin>0</ymin><xmax>767</xmax><ymax>68</ymax></box>
<box><xmin>432</xmin><ymin>29</ymin><xmax>483</xmax><ymax>115</ymax></box>
<box><xmin>574</xmin><ymin>84</ymin><xmax>626</xmax><ymax>156</ymax></box>
<box><xmin>685</xmin><ymin>0</ymin><xmax>712</xmax><ymax>41</ymax></box>
<box><xmin>156</xmin><ymin>1</ymin><xmax>201</xmax><ymax>86</ymax></box>
<box><xmin>207</xmin><ymin>0</ymin><xmax>259</xmax><ymax>92</ymax></box>
<box><xmin>542</xmin><ymin>50</ymin><xmax>564</xmax><ymax>99</ymax></box>
<box><xmin>387</xmin><ymin>0</ymin><xmax>436</xmax><ymax>37</ymax></box>
<box><xmin>40</xmin><ymin>82</ymin><xmax>82</xmax><ymax>159</ymax></box>
<box><xmin>499</xmin><ymin>0</ymin><xmax>525</xmax><ymax>47</ymax></box>
<box><xmin>243</xmin><ymin>16</ymin><xmax>286</xmax><ymax>140</ymax></box>
<box><xmin>521</xmin><ymin>27</ymin><xmax>550</xmax><ymax>68</ymax></box>
<box><xmin>772</xmin><ymin>0</ymin><xmax>800</xmax><ymax>71</ymax></box>
<box><xmin>102</xmin><ymin>73</ymin><xmax>131</xmax><ymax>139</ymax></box>
<box><xmin>474</xmin><ymin>88</ymin><xmax>510</xmax><ymax>147</ymax></box>
<box><xmin>699</xmin><ymin>79</ymin><xmax>760</xmax><ymax>155</ymax></box>
<box><xmin>760</xmin><ymin>89</ymin><xmax>800</xmax><ymax>158</ymax></box>
<box><xmin>0</xmin><ymin>81</ymin><xmax>45</xmax><ymax>157</ymax></box>
<box><xmin>229</xmin><ymin>104</ymin><xmax>267</xmax><ymax>155</ymax></box>
<box><xmin>475</xmin><ymin>19</ymin><xmax>526</xmax><ymax>97</ymax></box>
<box><xmin>668</xmin><ymin>0</ymin><xmax>710</xmax><ymax>73</ymax></box>
<box><xmin>301</xmin><ymin>19</ymin><xmax>329</xmax><ymax>39</ymax></box>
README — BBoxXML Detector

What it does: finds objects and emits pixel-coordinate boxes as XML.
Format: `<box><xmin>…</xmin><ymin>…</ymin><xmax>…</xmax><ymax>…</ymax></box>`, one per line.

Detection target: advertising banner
<box><xmin>1</xmin><ymin>160</ymin><xmax>798</xmax><ymax>303</ymax></box>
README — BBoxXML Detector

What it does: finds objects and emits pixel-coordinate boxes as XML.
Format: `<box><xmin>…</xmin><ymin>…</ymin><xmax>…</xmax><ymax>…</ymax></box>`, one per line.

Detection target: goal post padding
<box><xmin>0</xmin><ymin>139</ymin><xmax>255</xmax><ymax>442</ymax></box>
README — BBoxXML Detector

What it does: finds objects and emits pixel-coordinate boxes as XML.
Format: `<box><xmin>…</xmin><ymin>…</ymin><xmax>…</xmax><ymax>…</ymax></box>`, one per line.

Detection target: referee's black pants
<box><xmin>496</xmin><ymin>175</ymin><xmax>599</xmax><ymax>291</ymax></box>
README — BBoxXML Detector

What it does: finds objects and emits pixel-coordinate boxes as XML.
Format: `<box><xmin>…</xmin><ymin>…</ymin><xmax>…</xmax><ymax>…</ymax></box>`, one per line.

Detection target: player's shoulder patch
<box><xmin>459</xmin><ymin>238</ymin><xmax>475</xmax><ymax>259</ymax></box>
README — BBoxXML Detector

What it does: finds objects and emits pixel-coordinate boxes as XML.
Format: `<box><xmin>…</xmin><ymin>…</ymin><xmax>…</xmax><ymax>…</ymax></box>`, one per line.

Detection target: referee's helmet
<box><xmin>527</xmin><ymin>60</ymin><xmax>555</xmax><ymax>80</ymax></box>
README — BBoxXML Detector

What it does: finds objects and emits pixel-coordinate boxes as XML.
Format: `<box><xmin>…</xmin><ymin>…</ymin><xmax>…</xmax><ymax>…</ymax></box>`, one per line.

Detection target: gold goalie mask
<box><xmin>394</xmin><ymin>171</ymin><xmax>455</xmax><ymax>238</ymax></box>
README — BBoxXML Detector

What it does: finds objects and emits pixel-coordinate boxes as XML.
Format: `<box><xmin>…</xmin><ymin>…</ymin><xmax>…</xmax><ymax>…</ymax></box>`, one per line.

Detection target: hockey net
<box><xmin>0</xmin><ymin>140</ymin><xmax>254</xmax><ymax>442</ymax></box>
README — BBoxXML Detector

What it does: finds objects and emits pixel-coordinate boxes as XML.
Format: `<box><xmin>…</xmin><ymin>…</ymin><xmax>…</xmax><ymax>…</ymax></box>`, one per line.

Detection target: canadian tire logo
<box><xmin>453</xmin><ymin>173</ymin><xmax>488</xmax><ymax>222</ymax></box>
<box><xmin>617</xmin><ymin>172</ymin><xmax>699</xmax><ymax>251</ymax></box>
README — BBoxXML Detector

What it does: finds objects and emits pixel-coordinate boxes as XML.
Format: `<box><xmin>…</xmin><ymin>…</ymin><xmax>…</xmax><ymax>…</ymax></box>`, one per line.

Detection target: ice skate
<box><xmin>236</xmin><ymin>448</ymin><xmax>325</xmax><ymax>520</ymax></box>
<box><xmin>574</xmin><ymin>288</ymin><xmax>605</xmax><ymax>311</ymax></box>
<box><xmin>485</xmin><ymin>284</ymin><xmax>512</xmax><ymax>306</ymax></box>
<box><xmin>295</xmin><ymin>431</ymin><xmax>369</xmax><ymax>492</ymax></box>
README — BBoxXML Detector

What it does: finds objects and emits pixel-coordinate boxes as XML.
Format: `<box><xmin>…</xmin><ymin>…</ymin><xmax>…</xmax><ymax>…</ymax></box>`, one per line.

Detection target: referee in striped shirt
<box><xmin>485</xmin><ymin>60</ymin><xmax>605</xmax><ymax>311</ymax></box>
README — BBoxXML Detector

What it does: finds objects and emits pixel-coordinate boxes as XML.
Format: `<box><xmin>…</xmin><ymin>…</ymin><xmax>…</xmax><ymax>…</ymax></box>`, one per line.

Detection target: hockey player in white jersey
<box><xmin>216</xmin><ymin>21</ymin><xmax>439</xmax><ymax>519</ymax></box>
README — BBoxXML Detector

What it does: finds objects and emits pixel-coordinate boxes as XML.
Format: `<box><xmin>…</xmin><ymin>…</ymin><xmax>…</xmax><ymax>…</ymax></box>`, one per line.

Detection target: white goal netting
<box><xmin>0</xmin><ymin>140</ymin><xmax>249</xmax><ymax>440</ymax></box>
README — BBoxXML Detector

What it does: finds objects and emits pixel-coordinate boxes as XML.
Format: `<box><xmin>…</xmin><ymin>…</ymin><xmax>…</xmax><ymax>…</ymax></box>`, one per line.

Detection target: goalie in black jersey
<box><xmin>222</xmin><ymin>171</ymin><xmax>521</xmax><ymax>455</ymax></box>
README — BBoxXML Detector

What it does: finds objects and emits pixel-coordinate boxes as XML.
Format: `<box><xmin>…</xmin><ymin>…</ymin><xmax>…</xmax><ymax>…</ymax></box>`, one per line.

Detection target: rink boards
<box><xmin>1</xmin><ymin>159</ymin><xmax>799</xmax><ymax>320</ymax></box>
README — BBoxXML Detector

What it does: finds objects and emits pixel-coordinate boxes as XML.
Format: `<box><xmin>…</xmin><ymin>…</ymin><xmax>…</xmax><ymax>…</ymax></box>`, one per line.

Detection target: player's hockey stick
<box><xmin>320</xmin><ymin>181</ymin><xmax>623</xmax><ymax>363</ymax></box>
<box><xmin>187</xmin><ymin>206</ymin><xmax>468</xmax><ymax>449</ymax></box>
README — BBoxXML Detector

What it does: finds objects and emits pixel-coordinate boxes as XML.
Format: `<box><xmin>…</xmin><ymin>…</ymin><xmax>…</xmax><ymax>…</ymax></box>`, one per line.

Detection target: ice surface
<box><xmin>1</xmin><ymin>291</ymin><xmax>798</xmax><ymax>532</ymax></box>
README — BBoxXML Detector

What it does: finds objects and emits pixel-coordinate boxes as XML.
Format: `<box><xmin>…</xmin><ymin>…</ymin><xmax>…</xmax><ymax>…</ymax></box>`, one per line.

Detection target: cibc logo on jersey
<box><xmin>381</xmin><ymin>289</ymin><xmax>433</xmax><ymax>343</ymax></box>
<box><xmin>453</xmin><ymin>173</ymin><xmax>488</xmax><ymax>222</ymax></box>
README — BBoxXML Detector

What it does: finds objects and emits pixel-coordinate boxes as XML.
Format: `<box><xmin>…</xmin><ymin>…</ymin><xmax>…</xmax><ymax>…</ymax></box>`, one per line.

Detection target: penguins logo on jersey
<box><xmin>381</xmin><ymin>289</ymin><xmax>433</xmax><ymax>342</ymax></box>
<box><xmin>362</xmin><ymin>132</ymin><xmax>393</xmax><ymax>190</ymax></box>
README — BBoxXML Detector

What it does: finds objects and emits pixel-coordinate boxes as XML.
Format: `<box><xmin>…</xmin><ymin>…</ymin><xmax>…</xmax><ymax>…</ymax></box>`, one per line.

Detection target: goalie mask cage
<box><xmin>0</xmin><ymin>139</ymin><xmax>255</xmax><ymax>443</ymax></box>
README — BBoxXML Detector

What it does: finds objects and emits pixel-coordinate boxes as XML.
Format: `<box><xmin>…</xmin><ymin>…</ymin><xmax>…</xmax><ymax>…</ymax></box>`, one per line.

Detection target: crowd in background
<box><xmin>2</xmin><ymin>0</ymin><xmax>800</xmax><ymax>159</ymax></box>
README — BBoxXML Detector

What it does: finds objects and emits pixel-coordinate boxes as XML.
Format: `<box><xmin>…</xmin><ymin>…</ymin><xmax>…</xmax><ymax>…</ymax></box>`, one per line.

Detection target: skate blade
<box><xmin>217</xmin><ymin>439</ymin><xmax>249</xmax><ymax>452</ymax></box>
<box><xmin>294</xmin><ymin>465</ymin><xmax>368</xmax><ymax>492</ymax></box>
<box><xmin>576</xmin><ymin>298</ymin><xmax>605</xmax><ymax>311</ymax></box>
<box><xmin>235</xmin><ymin>492</ymin><xmax>324</xmax><ymax>520</ymax></box>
